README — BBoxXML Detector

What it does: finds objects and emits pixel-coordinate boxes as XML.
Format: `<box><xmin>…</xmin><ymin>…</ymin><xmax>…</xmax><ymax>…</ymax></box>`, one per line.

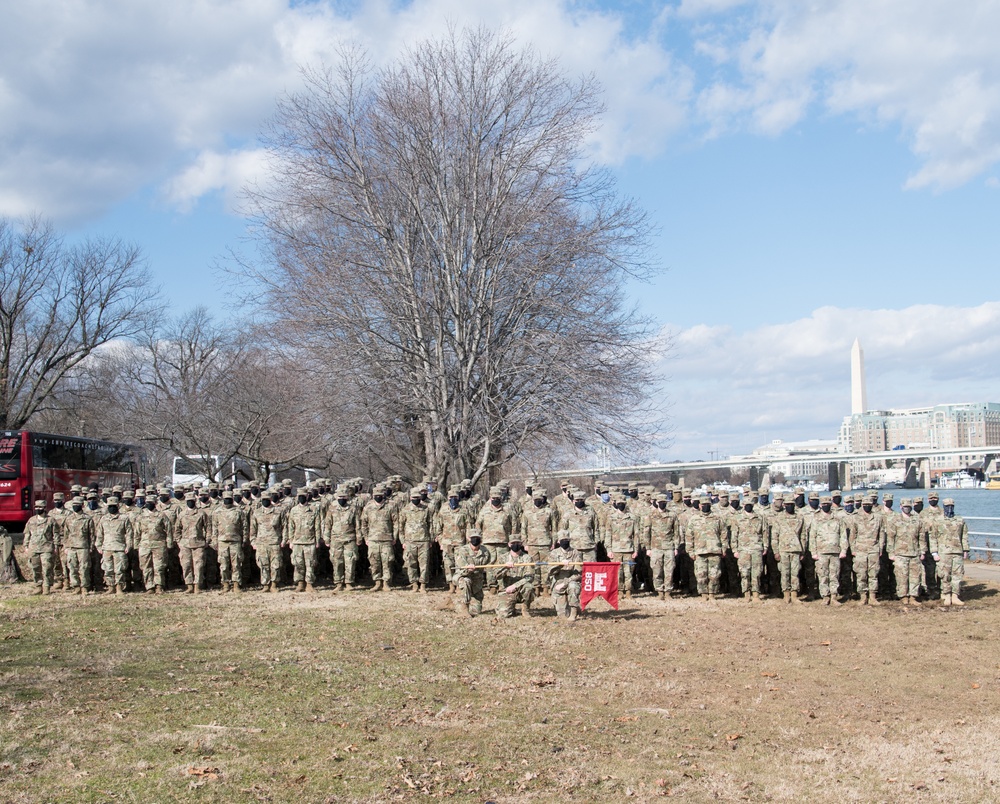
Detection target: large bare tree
<box><xmin>246</xmin><ymin>28</ymin><xmax>662</xmax><ymax>486</ymax></box>
<box><xmin>0</xmin><ymin>216</ymin><xmax>157</xmax><ymax>430</ymax></box>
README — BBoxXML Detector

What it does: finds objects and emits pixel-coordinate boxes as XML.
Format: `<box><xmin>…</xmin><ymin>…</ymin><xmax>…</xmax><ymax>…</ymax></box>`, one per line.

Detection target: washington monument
<box><xmin>851</xmin><ymin>338</ymin><xmax>867</xmax><ymax>415</ymax></box>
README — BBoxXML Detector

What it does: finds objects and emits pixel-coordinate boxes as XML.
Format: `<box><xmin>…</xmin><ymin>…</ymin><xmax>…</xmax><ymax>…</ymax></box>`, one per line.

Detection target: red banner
<box><xmin>580</xmin><ymin>562</ymin><xmax>620</xmax><ymax>611</ymax></box>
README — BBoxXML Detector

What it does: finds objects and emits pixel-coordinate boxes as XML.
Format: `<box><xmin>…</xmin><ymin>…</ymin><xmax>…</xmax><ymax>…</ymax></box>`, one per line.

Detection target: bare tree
<box><xmin>0</xmin><ymin>216</ymin><xmax>157</xmax><ymax>429</ymax></box>
<box><xmin>245</xmin><ymin>27</ymin><xmax>663</xmax><ymax>488</ymax></box>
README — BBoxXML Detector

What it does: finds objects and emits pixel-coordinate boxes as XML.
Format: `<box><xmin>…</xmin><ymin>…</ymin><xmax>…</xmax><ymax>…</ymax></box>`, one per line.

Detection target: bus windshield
<box><xmin>0</xmin><ymin>434</ymin><xmax>21</xmax><ymax>479</ymax></box>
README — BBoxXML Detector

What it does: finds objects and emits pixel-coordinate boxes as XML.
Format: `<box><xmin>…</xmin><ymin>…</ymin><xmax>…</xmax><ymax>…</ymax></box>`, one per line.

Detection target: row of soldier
<box><xmin>16</xmin><ymin>476</ymin><xmax>971</xmax><ymax>610</ymax></box>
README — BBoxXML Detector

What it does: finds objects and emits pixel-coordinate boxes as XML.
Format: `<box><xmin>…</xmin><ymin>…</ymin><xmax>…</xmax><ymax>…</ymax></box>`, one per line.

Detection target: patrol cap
<box><xmin>34</xmin><ymin>499</ymin><xmax>45</xmax><ymax>509</ymax></box>
<box><xmin>447</xmin><ymin>486</ymin><xmax>460</xmax><ymax>497</ymax></box>
<box><xmin>808</xmin><ymin>491</ymin><xmax>819</xmax><ymax>500</ymax></box>
<box><xmin>524</xmin><ymin>478</ymin><xmax>535</xmax><ymax>489</ymax></box>
<box><xmin>943</xmin><ymin>497</ymin><xmax>955</xmax><ymax>506</ymax></box>
<box><xmin>574</xmin><ymin>490</ymin><xmax>588</xmax><ymax>501</ymax></box>
<box><xmin>532</xmin><ymin>488</ymin><xmax>546</xmax><ymax>500</ymax></box>
<box><xmin>222</xmin><ymin>490</ymin><xmax>234</xmax><ymax>500</ymax></box>
<box><xmin>72</xmin><ymin>495</ymin><xmax>85</xmax><ymax>506</ymax></box>
<box><xmin>71</xmin><ymin>484</ymin><xmax>82</xmax><ymax>494</ymax></box>
<box><xmin>929</xmin><ymin>491</ymin><xmax>940</xmax><ymax>500</ymax></box>
<box><xmin>336</xmin><ymin>486</ymin><xmax>349</xmax><ymax>499</ymax></box>
<box><xmin>112</xmin><ymin>484</ymin><xmax>123</xmax><ymax>493</ymax></box>
<box><xmin>718</xmin><ymin>490</ymin><xmax>729</xmax><ymax>499</ymax></box>
<box><xmin>122</xmin><ymin>489</ymin><xmax>134</xmax><ymax>499</ymax></box>
<box><xmin>820</xmin><ymin>495</ymin><xmax>832</xmax><ymax>504</ymax></box>
<box><xmin>184</xmin><ymin>491</ymin><xmax>197</xmax><ymax>501</ymax></box>
<box><xmin>853</xmin><ymin>492</ymin><xmax>863</xmax><ymax>503</ymax></box>
<box><xmin>882</xmin><ymin>493</ymin><xmax>893</xmax><ymax>502</ymax></box>
<box><xmin>296</xmin><ymin>487</ymin><xmax>308</xmax><ymax>496</ymax></box>
<box><xmin>107</xmin><ymin>496</ymin><xmax>120</xmax><ymax>506</ymax></box>
<box><xmin>282</xmin><ymin>479</ymin><xmax>293</xmax><ymax>487</ymax></box>
<box><xmin>460</xmin><ymin>479</ymin><xmax>472</xmax><ymax>489</ymax></box>
<box><xmin>86</xmin><ymin>490</ymin><xmax>98</xmax><ymax>500</ymax></box>
<box><xmin>831</xmin><ymin>489</ymin><xmax>842</xmax><ymax>497</ymax></box>
<box><xmin>53</xmin><ymin>492</ymin><xmax>65</xmax><ymax>501</ymax></box>
<box><xmin>409</xmin><ymin>488</ymin><xmax>422</xmax><ymax>500</ymax></box>
<box><xmin>655</xmin><ymin>492</ymin><xmax>668</xmax><ymax>502</ymax></box>
<box><xmin>794</xmin><ymin>486</ymin><xmax>805</xmax><ymax>494</ymax></box>
<box><xmin>900</xmin><ymin>497</ymin><xmax>912</xmax><ymax>507</ymax></box>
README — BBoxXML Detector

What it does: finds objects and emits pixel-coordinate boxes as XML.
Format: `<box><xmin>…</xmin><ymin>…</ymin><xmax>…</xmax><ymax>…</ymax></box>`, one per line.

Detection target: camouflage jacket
<box><xmin>63</xmin><ymin>510</ymin><xmax>96</xmax><ymax>551</ymax></box>
<box><xmin>434</xmin><ymin>505</ymin><xmax>468</xmax><ymax>548</ymax></box>
<box><xmin>771</xmin><ymin>513</ymin><xmax>806</xmax><ymax>555</ymax></box>
<box><xmin>97</xmin><ymin>513</ymin><xmax>133</xmax><ymax>553</ymax></box>
<box><xmin>361</xmin><ymin>500</ymin><xmax>397</xmax><ymax>543</ymax></box>
<box><xmin>476</xmin><ymin>503</ymin><xmax>513</xmax><ymax>546</ymax></box>
<box><xmin>285</xmin><ymin>503</ymin><xmax>319</xmax><ymax>546</ymax></box>
<box><xmin>686</xmin><ymin>511</ymin><xmax>724</xmax><ymax>556</ymax></box>
<box><xmin>808</xmin><ymin>511</ymin><xmax>848</xmax><ymax>555</ymax></box>
<box><xmin>24</xmin><ymin>514</ymin><xmax>55</xmax><ymax>554</ymax></box>
<box><xmin>250</xmin><ymin>505</ymin><xmax>285</xmax><ymax>547</ymax></box>
<box><xmin>453</xmin><ymin>543</ymin><xmax>492</xmax><ymax>580</ymax></box>
<box><xmin>176</xmin><ymin>507</ymin><xmax>209</xmax><ymax>549</ymax></box>
<box><xmin>646</xmin><ymin>508</ymin><xmax>679</xmax><ymax>552</ymax></box>
<box><xmin>851</xmin><ymin>510</ymin><xmax>884</xmax><ymax>554</ymax></box>
<box><xmin>930</xmin><ymin>516</ymin><xmax>969</xmax><ymax>555</ymax></box>
<box><xmin>559</xmin><ymin>505</ymin><xmax>596</xmax><ymax>551</ymax></box>
<box><xmin>520</xmin><ymin>503</ymin><xmax>557</xmax><ymax>547</ymax></box>
<box><xmin>213</xmin><ymin>505</ymin><xmax>249</xmax><ymax>544</ymax></box>
<box><xmin>398</xmin><ymin>502</ymin><xmax>433</xmax><ymax>544</ymax></box>
<box><xmin>324</xmin><ymin>501</ymin><xmax>359</xmax><ymax>544</ymax></box>
<box><xmin>134</xmin><ymin>508</ymin><xmax>174</xmax><ymax>549</ymax></box>
<box><xmin>605</xmin><ymin>507</ymin><xmax>637</xmax><ymax>553</ymax></box>
<box><xmin>733</xmin><ymin>510</ymin><xmax>768</xmax><ymax>553</ymax></box>
<box><xmin>888</xmin><ymin>513</ymin><xmax>925</xmax><ymax>558</ymax></box>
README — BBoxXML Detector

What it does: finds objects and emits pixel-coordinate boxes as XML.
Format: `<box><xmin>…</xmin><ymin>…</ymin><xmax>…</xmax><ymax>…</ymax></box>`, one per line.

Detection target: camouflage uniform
<box><xmin>494</xmin><ymin>547</ymin><xmax>536</xmax><ymax>617</ymax></box>
<box><xmin>888</xmin><ymin>501</ymin><xmax>926</xmax><ymax>603</ymax></box>
<box><xmin>434</xmin><ymin>493</ymin><xmax>468</xmax><ymax>592</ymax></box>
<box><xmin>687</xmin><ymin>500</ymin><xmax>724</xmax><ymax>598</ymax></box>
<box><xmin>96</xmin><ymin>502</ymin><xmax>132</xmax><ymax>594</ymax></box>
<box><xmin>521</xmin><ymin>492</ymin><xmax>557</xmax><ymax>592</ymax></box>
<box><xmin>646</xmin><ymin>496</ymin><xmax>679</xmax><ymax>599</ymax></box>
<box><xmin>851</xmin><ymin>501</ymin><xmax>885</xmax><ymax>604</ymax></box>
<box><xmin>250</xmin><ymin>501</ymin><xmax>285</xmax><ymax>590</ymax></box>
<box><xmin>176</xmin><ymin>494</ymin><xmax>210</xmax><ymax>592</ymax></box>
<box><xmin>324</xmin><ymin>489</ymin><xmax>361</xmax><ymax>588</ymax></box>
<box><xmin>930</xmin><ymin>498</ymin><xmax>968</xmax><ymax>605</ymax></box>
<box><xmin>285</xmin><ymin>492</ymin><xmax>319</xmax><ymax>590</ymax></box>
<box><xmin>62</xmin><ymin>505</ymin><xmax>96</xmax><ymax>594</ymax></box>
<box><xmin>547</xmin><ymin>544</ymin><xmax>583</xmax><ymax>619</ymax></box>
<box><xmin>453</xmin><ymin>541</ymin><xmax>492</xmax><ymax>616</ymax></box>
<box><xmin>772</xmin><ymin>505</ymin><xmax>807</xmax><ymax>601</ymax></box>
<box><xmin>559</xmin><ymin>493</ymin><xmax>597</xmax><ymax>561</ymax></box>
<box><xmin>23</xmin><ymin>505</ymin><xmax>56</xmax><ymax>593</ymax></box>
<box><xmin>398</xmin><ymin>494</ymin><xmax>433</xmax><ymax>590</ymax></box>
<box><xmin>733</xmin><ymin>503</ymin><xmax>768</xmax><ymax>600</ymax></box>
<box><xmin>134</xmin><ymin>504</ymin><xmax>174</xmax><ymax>593</ymax></box>
<box><xmin>605</xmin><ymin>500</ymin><xmax>637</xmax><ymax>597</ymax></box>
<box><xmin>808</xmin><ymin>500</ymin><xmax>848</xmax><ymax>604</ymax></box>
<box><xmin>476</xmin><ymin>493</ymin><xmax>514</xmax><ymax>590</ymax></box>
<box><xmin>213</xmin><ymin>494</ymin><xmax>249</xmax><ymax>591</ymax></box>
<box><xmin>48</xmin><ymin>494</ymin><xmax>70</xmax><ymax>590</ymax></box>
<box><xmin>360</xmin><ymin>492</ymin><xmax>397</xmax><ymax>589</ymax></box>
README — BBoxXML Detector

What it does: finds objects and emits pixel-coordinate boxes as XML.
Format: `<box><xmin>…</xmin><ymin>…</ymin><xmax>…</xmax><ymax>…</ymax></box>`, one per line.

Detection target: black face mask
<box><xmin>832</xmin><ymin>497</ymin><xmax>842</xmax><ymax>506</ymax></box>
<box><xmin>558</xmin><ymin>538</ymin><xmax>571</xmax><ymax>550</ymax></box>
<box><xmin>615</xmin><ymin>503</ymin><xmax>626</xmax><ymax>512</ymax></box>
<box><xmin>297</xmin><ymin>497</ymin><xmax>307</xmax><ymax>505</ymax></box>
<box><xmin>338</xmin><ymin>498</ymin><xmax>349</xmax><ymax>507</ymax></box>
<box><xmin>72</xmin><ymin>506</ymin><xmax>82</xmax><ymax>513</ymax></box>
<box><xmin>510</xmin><ymin>544</ymin><xmax>524</xmax><ymax>554</ymax></box>
<box><xmin>700</xmin><ymin>504</ymin><xmax>711</xmax><ymax>513</ymax></box>
<box><xmin>862</xmin><ymin>504</ymin><xmax>872</xmax><ymax>513</ymax></box>
<box><xmin>744</xmin><ymin>505</ymin><xmax>753</xmax><ymax>512</ymax></box>
<box><xmin>809</xmin><ymin>500</ymin><xmax>819</xmax><ymax>510</ymax></box>
<box><xmin>262</xmin><ymin>499</ymin><xmax>272</xmax><ymax>508</ymax></box>
<box><xmin>574</xmin><ymin>500</ymin><xmax>585</xmax><ymax>509</ymax></box>
<box><xmin>54</xmin><ymin>501</ymin><xmax>64</xmax><ymax>509</ymax></box>
<box><xmin>448</xmin><ymin>498</ymin><xmax>459</xmax><ymax>510</ymax></box>
<box><xmin>821</xmin><ymin>504</ymin><xmax>831</xmax><ymax>513</ymax></box>
<box><xmin>469</xmin><ymin>536</ymin><xmax>482</xmax><ymax>547</ymax></box>
<box><xmin>200</xmin><ymin>497</ymin><xmax>210</xmax><ymax>505</ymax></box>
<box><xmin>759</xmin><ymin>497</ymin><xmax>769</xmax><ymax>506</ymax></box>
<box><xmin>187</xmin><ymin>500</ymin><xmax>196</xmax><ymax>509</ymax></box>
<box><xmin>145</xmin><ymin>502</ymin><xmax>156</xmax><ymax>510</ymax></box>
<box><xmin>534</xmin><ymin>498</ymin><xmax>545</xmax><ymax>508</ymax></box>
<box><xmin>657</xmin><ymin>502</ymin><xmax>667</xmax><ymax>511</ymax></box>
<box><xmin>374</xmin><ymin>496</ymin><xmax>384</xmax><ymax>504</ymax></box>
<box><xmin>844</xmin><ymin>503</ymin><xmax>854</xmax><ymax>513</ymax></box>
<box><xmin>785</xmin><ymin>505</ymin><xmax>796</xmax><ymax>514</ymax></box>
<box><xmin>107</xmin><ymin>506</ymin><xmax>119</xmax><ymax>515</ymax></box>
<box><xmin>944</xmin><ymin>506</ymin><xmax>955</xmax><ymax>518</ymax></box>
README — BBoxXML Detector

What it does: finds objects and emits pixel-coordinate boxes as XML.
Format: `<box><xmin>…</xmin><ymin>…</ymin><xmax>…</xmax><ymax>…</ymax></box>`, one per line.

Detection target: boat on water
<box><xmin>986</xmin><ymin>472</ymin><xmax>1000</xmax><ymax>490</ymax></box>
<box><xmin>938</xmin><ymin>471</ymin><xmax>982</xmax><ymax>489</ymax></box>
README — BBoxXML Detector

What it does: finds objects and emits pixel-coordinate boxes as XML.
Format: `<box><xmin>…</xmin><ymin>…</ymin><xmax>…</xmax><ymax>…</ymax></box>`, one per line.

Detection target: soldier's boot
<box><xmin>793</xmin><ymin>593</ymin><xmax>803</xmax><ymax>604</ymax></box>
<box><xmin>700</xmin><ymin>593</ymin><xmax>709</xmax><ymax>602</ymax></box>
<box><xmin>555</xmin><ymin>598</ymin><xmax>568</xmax><ymax>618</ymax></box>
<box><xmin>534</xmin><ymin>584</ymin><xmax>543</xmax><ymax>597</ymax></box>
<box><xmin>623</xmin><ymin>589</ymin><xmax>631</xmax><ymax>600</ymax></box>
<box><xmin>269</xmin><ymin>582</ymin><xmax>278</xmax><ymax>593</ymax></box>
<box><xmin>296</xmin><ymin>581</ymin><xmax>305</xmax><ymax>592</ymax></box>
<box><xmin>220</xmin><ymin>583</ymin><xmax>230</xmax><ymax>594</ymax></box>
<box><xmin>522</xmin><ymin>599</ymin><xmax>532</xmax><ymax>617</ymax></box>
<box><xmin>659</xmin><ymin>590</ymin><xmax>667</xmax><ymax>601</ymax></box>
<box><xmin>145</xmin><ymin>586</ymin><xmax>155</xmax><ymax>594</ymax></box>
<box><xmin>344</xmin><ymin>582</ymin><xmax>352</xmax><ymax>590</ymax></box>
<box><xmin>861</xmin><ymin>592</ymin><xmax>869</xmax><ymax>605</ymax></box>
<box><xmin>869</xmin><ymin>594</ymin><xmax>880</xmax><ymax>606</ymax></box>
<box><xmin>234</xmin><ymin>584</ymin><xmax>244</xmax><ymax>593</ymax></box>
<box><xmin>421</xmin><ymin>583</ymin><xmax>428</xmax><ymax>594</ymax></box>
<box><xmin>372</xmin><ymin>580</ymin><xmax>383</xmax><ymax>592</ymax></box>
<box><xmin>911</xmin><ymin>597</ymin><xmax>922</xmax><ymax>606</ymax></box>
<box><xmin>305</xmin><ymin>583</ymin><xmax>314</xmax><ymax>593</ymax></box>
<box><xmin>824</xmin><ymin>596</ymin><xmax>831</xmax><ymax>606</ymax></box>
<box><xmin>411</xmin><ymin>581</ymin><xmax>419</xmax><ymax>592</ymax></box>
<box><xmin>952</xmin><ymin>594</ymin><xmax>965</xmax><ymax>606</ymax></box>
<box><xmin>902</xmin><ymin>596</ymin><xmax>910</xmax><ymax>605</ymax></box>
<box><xmin>154</xmin><ymin>585</ymin><xmax>164</xmax><ymax>595</ymax></box>
<box><xmin>832</xmin><ymin>596</ymin><xmax>843</xmax><ymax>606</ymax></box>
<box><xmin>82</xmin><ymin>586</ymin><xmax>90</xmax><ymax>596</ymax></box>
<box><xmin>32</xmin><ymin>585</ymin><xmax>42</xmax><ymax>595</ymax></box>
<box><xmin>783</xmin><ymin>590</ymin><xmax>791</xmax><ymax>603</ymax></box>
<box><xmin>707</xmin><ymin>593</ymin><xmax>716</xmax><ymax>602</ymax></box>
<box><xmin>941</xmin><ymin>593</ymin><xmax>952</xmax><ymax>606</ymax></box>
<box><xmin>455</xmin><ymin>599</ymin><xmax>470</xmax><ymax>617</ymax></box>
<box><xmin>194</xmin><ymin>584</ymin><xmax>202</xmax><ymax>595</ymax></box>
<box><xmin>566</xmin><ymin>606</ymin><xmax>579</xmax><ymax>623</ymax></box>
<box><xmin>185</xmin><ymin>584</ymin><xmax>194</xmax><ymax>594</ymax></box>
<box><xmin>42</xmin><ymin>585</ymin><xmax>51</xmax><ymax>595</ymax></box>
<box><xmin>114</xmin><ymin>584</ymin><xmax>123</xmax><ymax>597</ymax></box>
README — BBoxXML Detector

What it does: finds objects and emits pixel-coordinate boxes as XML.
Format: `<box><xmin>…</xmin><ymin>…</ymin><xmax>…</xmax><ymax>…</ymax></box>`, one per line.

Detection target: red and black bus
<box><xmin>0</xmin><ymin>430</ymin><xmax>148</xmax><ymax>529</ymax></box>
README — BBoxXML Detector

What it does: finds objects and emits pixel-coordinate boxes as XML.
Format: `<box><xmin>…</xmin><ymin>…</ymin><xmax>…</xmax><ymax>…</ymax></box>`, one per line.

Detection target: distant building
<box><xmin>839</xmin><ymin>402</ymin><xmax>1000</xmax><ymax>471</ymax></box>
<box><xmin>752</xmin><ymin>438</ymin><xmax>840</xmax><ymax>480</ymax></box>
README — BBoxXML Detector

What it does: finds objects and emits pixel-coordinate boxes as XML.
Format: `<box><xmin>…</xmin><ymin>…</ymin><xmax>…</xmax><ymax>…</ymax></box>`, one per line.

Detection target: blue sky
<box><xmin>3</xmin><ymin>0</ymin><xmax>999</xmax><ymax>463</ymax></box>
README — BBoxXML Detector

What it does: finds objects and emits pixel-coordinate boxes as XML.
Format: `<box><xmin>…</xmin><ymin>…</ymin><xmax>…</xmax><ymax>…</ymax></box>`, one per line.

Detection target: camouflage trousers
<box><xmin>816</xmin><ymin>554</ymin><xmax>841</xmax><ymax>599</ymax></box>
<box><xmin>367</xmin><ymin>541</ymin><xmax>394</xmax><ymax>584</ymax></box>
<box><xmin>456</xmin><ymin>573</ymin><xmax>485</xmax><ymax>616</ymax></box>
<box><xmin>495</xmin><ymin>578</ymin><xmax>535</xmax><ymax>617</ymax></box>
<box><xmin>179</xmin><ymin>546</ymin><xmax>206</xmax><ymax>587</ymax></box>
<box><xmin>139</xmin><ymin>544</ymin><xmax>169</xmax><ymax>590</ymax></box>
<box><xmin>550</xmin><ymin>576</ymin><xmax>581</xmax><ymax>609</ymax></box>
<box><xmin>650</xmin><ymin>549</ymin><xmax>675</xmax><ymax>594</ymax></box>
<box><xmin>439</xmin><ymin>544</ymin><xmax>459</xmax><ymax>585</ymax></box>
<box><xmin>67</xmin><ymin>547</ymin><xmax>92</xmax><ymax>590</ymax></box>
<box><xmin>853</xmin><ymin>552</ymin><xmax>880</xmax><ymax>596</ymax></box>
<box><xmin>612</xmin><ymin>552</ymin><xmax>634</xmax><ymax>592</ymax></box>
<box><xmin>290</xmin><ymin>544</ymin><xmax>316</xmax><ymax>584</ymax></box>
<box><xmin>56</xmin><ymin>547</ymin><xmax>68</xmax><ymax>584</ymax></box>
<box><xmin>778</xmin><ymin>552</ymin><xmax>802</xmax><ymax>595</ymax></box>
<box><xmin>737</xmin><ymin>549</ymin><xmax>764</xmax><ymax>596</ymax></box>
<box><xmin>218</xmin><ymin>541</ymin><xmax>244</xmax><ymax>585</ymax></box>
<box><xmin>893</xmin><ymin>556</ymin><xmax>921</xmax><ymax>598</ymax></box>
<box><xmin>101</xmin><ymin>550</ymin><xmax>127</xmax><ymax>589</ymax></box>
<box><xmin>526</xmin><ymin>545</ymin><xmax>550</xmax><ymax>589</ymax></box>
<box><xmin>574</xmin><ymin>547</ymin><xmax>597</xmax><ymax>563</ymax></box>
<box><xmin>29</xmin><ymin>551</ymin><xmax>54</xmax><ymax>588</ymax></box>
<box><xmin>331</xmin><ymin>540</ymin><xmax>358</xmax><ymax>584</ymax></box>
<box><xmin>694</xmin><ymin>554</ymin><xmax>722</xmax><ymax>595</ymax></box>
<box><xmin>484</xmin><ymin>544</ymin><xmax>507</xmax><ymax>589</ymax></box>
<box><xmin>938</xmin><ymin>554</ymin><xmax>964</xmax><ymax>596</ymax></box>
<box><xmin>255</xmin><ymin>543</ymin><xmax>282</xmax><ymax>586</ymax></box>
<box><xmin>404</xmin><ymin>541</ymin><xmax>431</xmax><ymax>585</ymax></box>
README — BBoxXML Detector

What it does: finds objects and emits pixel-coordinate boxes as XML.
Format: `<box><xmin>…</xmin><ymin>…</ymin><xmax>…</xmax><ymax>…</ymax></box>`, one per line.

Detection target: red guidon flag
<box><xmin>581</xmin><ymin>562</ymin><xmax>620</xmax><ymax>611</ymax></box>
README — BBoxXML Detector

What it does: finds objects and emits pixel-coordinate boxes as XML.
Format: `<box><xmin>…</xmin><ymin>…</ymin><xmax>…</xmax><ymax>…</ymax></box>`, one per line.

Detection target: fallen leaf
<box><xmin>725</xmin><ymin>733</ymin><xmax>742</xmax><ymax>741</ymax></box>
<box><xmin>820</xmin><ymin>641</ymin><xmax>831</xmax><ymax>646</ymax></box>
<box><xmin>971</xmin><ymin>683</ymin><xmax>981</xmax><ymax>689</ymax></box>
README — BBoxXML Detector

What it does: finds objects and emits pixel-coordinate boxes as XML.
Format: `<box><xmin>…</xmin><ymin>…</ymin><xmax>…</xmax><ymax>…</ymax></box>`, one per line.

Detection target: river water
<box><xmin>852</xmin><ymin>487</ymin><xmax>1000</xmax><ymax>558</ymax></box>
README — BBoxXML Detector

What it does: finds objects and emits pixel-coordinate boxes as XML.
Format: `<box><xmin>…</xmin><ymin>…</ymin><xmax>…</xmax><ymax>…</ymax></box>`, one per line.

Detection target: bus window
<box><xmin>0</xmin><ymin>434</ymin><xmax>20</xmax><ymax>479</ymax></box>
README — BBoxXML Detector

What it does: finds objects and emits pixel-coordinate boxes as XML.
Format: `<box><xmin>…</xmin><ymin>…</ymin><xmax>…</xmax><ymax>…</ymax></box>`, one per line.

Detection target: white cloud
<box><xmin>0</xmin><ymin>0</ymin><xmax>690</xmax><ymax>223</ymax></box>
<box><xmin>659</xmin><ymin>302</ymin><xmax>1000</xmax><ymax>460</ymax></box>
<box><xmin>686</xmin><ymin>0</ymin><xmax>1000</xmax><ymax>189</ymax></box>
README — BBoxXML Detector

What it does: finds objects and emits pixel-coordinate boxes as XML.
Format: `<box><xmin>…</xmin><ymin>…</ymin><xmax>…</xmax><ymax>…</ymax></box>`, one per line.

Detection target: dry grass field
<box><xmin>3</xmin><ymin>573</ymin><xmax>1000</xmax><ymax>803</ymax></box>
